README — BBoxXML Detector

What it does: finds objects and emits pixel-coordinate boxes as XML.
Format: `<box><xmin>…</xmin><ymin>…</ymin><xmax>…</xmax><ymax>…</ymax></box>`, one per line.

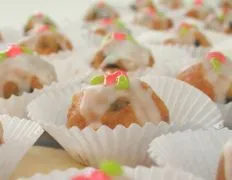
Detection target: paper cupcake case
<box><xmin>18</xmin><ymin>166</ymin><xmax>205</xmax><ymax>180</ymax></box>
<box><xmin>148</xmin><ymin>128</ymin><xmax>232</xmax><ymax>180</ymax></box>
<box><xmin>27</xmin><ymin>76</ymin><xmax>222</xmax><ymax>167</ymax></box>
<box><xmin>217</xmin><ymin>103</ymin><xmax>232</xmax><ymax>129</ymax></box>
<box><xmin>0</xmin><ymin>115</ymin><xmax>44</xmax><ymax>179</ymax></box>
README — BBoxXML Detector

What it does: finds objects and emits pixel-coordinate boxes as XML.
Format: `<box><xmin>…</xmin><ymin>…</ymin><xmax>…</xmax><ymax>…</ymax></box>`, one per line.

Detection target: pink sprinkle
<box><xmin>105</xmin><ymin>70</ymin><xmax>127</xmax><ymax>86</ymax></box>
<box><xmin>207</xmin><ymin>52</ymin><xmax>226</xmax><ymax>63</ymax></box>
<box><xmin>101</xmin><ymin>18</ymin><xmax>114</xmax><ymax>25</ymax></box>
<box><xmin>35</xmin><ymin>12</ymin><xmax>43</xmax><ymax>18</ymax></box>
<box><xmin>194</xmin><ymin>0</ymin><xmax>203</xmax><ymax>5</ymax></box>
<box><xmin>145</xmin><ymin>7</ymin><xmax>156</xmax><ymax>16</ymax></box>
<box><xmin>97</xmin><ymin>1</ymin><xmax>105</xmax><ymax>7</ymax></box>
<box><xmin>113</xmin><ymin>32</ymin><xmax>126</xmax><ymax>41</ymax></box>
<box><xmin>71</xmin><ymin>175</ymin><xmax>89</xmax><ymax>180</ymax></box>
<box><xmin>37</xmin><ymin>25</ymin><xmax>49</xmax><ymax>33</ymax></box>
<box><xmin>89</xmin><ymin>170</ymin><xmax>111</xmax><ymax>180</ymax></box>
<box><xmin>6</xmin><ymin>45</ymin><xmax>22</xmax><ymax>58</ymax></box>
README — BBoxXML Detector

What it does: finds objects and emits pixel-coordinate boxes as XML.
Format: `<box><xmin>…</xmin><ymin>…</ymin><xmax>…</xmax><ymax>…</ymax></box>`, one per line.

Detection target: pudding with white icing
<box><xmin>177</xmin><ymin>51</ymin><xmax>232</xmax><ymax>103</ymax></box>
<box><xmin>66</xmin><ymin>71</ymin><xmax>169</xmax><ymax>129</ymax></box>
<box><xmin>91</xmin><ymin>32</ymin><xmax>154</xmax><ymax>72</ymax></box>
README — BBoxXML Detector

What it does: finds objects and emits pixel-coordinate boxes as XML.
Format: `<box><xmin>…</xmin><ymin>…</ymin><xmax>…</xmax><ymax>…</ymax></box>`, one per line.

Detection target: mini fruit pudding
<box><xmin>72</xmin><ymin>161</ymin><xmax>130</xmax><ymax>180</ymax></box>
<box><xmin>216</xmin><ymin>140</ymin><xmax>232</xmax><ymax>180</ymax></box>
<box><xmin>24</xmin><ymin>12</ymin><xmax>57</xmax><ymax>36</ymax></box>
<box><xmin>19</xmin><ymin>25</ymin><xmax>73</xmax><ymax>55</ymax></box>
<box><xmin>159</xmin><ymin>0</ymin><xmax>183</xmax><ymax>10</ymax></box>
<box><xmin>185</xmin><ymin>0</ymin><xmax>213</xmax><ymax>20</ymax></box>
<box><xmin>84</xmin><ymin>1</ymin><xmax>119</xmax><ymax>22</ymax></box>
<box><xmin>66</xmin><ymin>71</ymin><xmax>169</xmax><ymax>129</ymax></box>
<box><xmin>205</xmin><ymin>8</ymin><xmax>232</xmax><ymax>34</ymax></box>
<box><xmin>92</xmin><ymin>18</ymin><xmax>131</xmax><ymax>37</ymax></box>
<box><xmin>130</xmin><ymin>0</ymin><xmax>157</xmax><ymax>12</ymax></box>
<box><xmin>177</xmin><ymin>51</ymin><xmax>232</xmax><ymax>104</ymax></box>
<box><xmin>164</xmin><ymin>22</ymin><xmax>211</xmax><ymax>47</ymax></box>
<box><xmin>0</xmin><ymin>44</ymin><xmax>56</xmax><ymax>99</ymax></box>
<box><xmin>220</xmin><ymin>0</ymin><xmax>232</xmax><ymax>10</ymax></box>
<box><xmin>133</xmin><ymin>7</ymin><xmax>173</xmax><ymax>31</ymax></box>
<box><xmin>91</xmin><ymin>32</ymin><xmax>154</xmax><ymax>72</ymax></box>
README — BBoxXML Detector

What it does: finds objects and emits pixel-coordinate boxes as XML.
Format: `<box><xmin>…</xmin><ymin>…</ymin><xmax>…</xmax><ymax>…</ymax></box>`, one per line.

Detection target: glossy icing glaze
<box><xmin>100</xmin><ymin>35</ymin><xmax>151</xmax><ymax>70</ymax></box>
<box><xmin>0</xmin><ymin>54</ymin><xmax>56</xmax><ymax>97</ymax></box>
<box><xmin>79</xmin><ymin>77</ymin><xmax>162</xmax><ymax>127</ymax></box>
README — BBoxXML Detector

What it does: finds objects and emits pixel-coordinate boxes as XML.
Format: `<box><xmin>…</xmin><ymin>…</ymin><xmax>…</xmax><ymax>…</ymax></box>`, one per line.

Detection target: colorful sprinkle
<box><xmin>90</xmin><ymin>75</ymin><xmax>105</xmax><ymax>85</ymax></box>
<box><xmin>89</xmin><ymin>170</ymin><xmax>111</xmax><ymax>180</ymax></box>
<box><xmin>100</xmin><ymin>160</ymin><xmax>123</xmax><ymax>176</ymax></box>
<box><xmin>71</xmin><ymin>175</ymin><xmax>89</xmax><ymax>180</ymax></box>
<box><xmin>37</xmin><ymin>25</ymin><xmax>56</xmax><ymax>33</ymax></box>
<box><xmin>6</xmin><ymin>45</ymin><xmax>22</xmax><ymax>58</ymax></box>
<box><xmin>178</xmin><ymin>23</ymin><xmax>193</xmax><ymax>36</ymax></box>
<box><xmin>101</xmin><ymin>18</ymin><xmax>114</xmax><ymax>25</ymax></box>
<box><xmin>105</xmin><ymin>70</ymin><xmax>127</xmax><ymax>86</ymax></box>
<box><xmin>97</xmin><ymin>1</ymin><xmax>105</xmax><ymax>7</ymax></box>
<box><xmin>207</xmin><ymin>52</ymin><xmax>226</xmax><ymax>63</ymax></box>
<box><xmin>0</xmin><ymin>52</ymin><xmax>7</xmax><ymax>61</ymax></box>
<box><xmin>207</xmin><ymin>52</ymin><xmax>226</xmax><ymax>72</ymax></box>
<box><xmin>116</xmin><ymin>75</ymin><xmax>130</xmax><ymax>90</ymax></box>
<box><xmin>113</xmin><ymin>32</ymin><xmax>127</xmax><ymax>41</ymax></box>
<box><xmin>34</xmin><ymin>12</ymin><xmax>44</xmax><ymax>18</ymax></box>
<box><xmin>145</xmin><ymin>7</ymin><xmax>156</xmax><ymax>16</ymax></box>
<box><xmin>194</xmin><ymin>0</ymin><xmax>203</xmax><ymax>5</ymax></box>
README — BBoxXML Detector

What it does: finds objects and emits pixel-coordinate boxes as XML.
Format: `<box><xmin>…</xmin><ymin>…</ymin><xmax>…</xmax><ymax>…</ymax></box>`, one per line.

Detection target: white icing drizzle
<box><xmin>101</xmin><ymin>40</ymin><xmax>151</xmax><ymax>70</ymax></box>
<box><xmin>79</xmin><ymin>77</ymin><xmax>162</xmax><ymax>126</ymax></box>
<box><xmin>92</xmin><ymin>21</ymin><xmax>130</xmax><ymax>35</ymax></box>
<box><xmin>135</xmin><ymin>11</ymin><xmax>170</xmax><ymax>30</ymax></box>
<box><xmin>0</xmin><ymin>54</ymin><xmax>56</xmax><ymax>97</ymax></box>
<box><xmin>202</xmin><ymin>57</ymin><xmax>232</xmax><ymax>103</ymax></box>
<box><xmin>223</xmin><ymin>141</ymin><xmax>232</xmax><ymax>180</ymax></box>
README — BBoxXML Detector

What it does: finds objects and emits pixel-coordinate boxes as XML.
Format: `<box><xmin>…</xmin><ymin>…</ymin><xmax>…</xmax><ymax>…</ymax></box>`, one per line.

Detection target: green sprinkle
<box><xmin>116</xmin><ymin>75</ymin><xmax>130</xmax><ymax>90</ymax></box>
<box><xmin>100</xmin><ymin>160</ymin><xmax>123</xmax><ymax>176</ymax></box>
<box><xmin>90</xmin><ymin>75</ymin><xmax>105</xmax><ymax>85</ymax></box>
<box><xmin>210</xmin><ymin>58</ymin><xmax>221</xmax><ymax>73</ymax></box>
<box><xmin>0</xmin><ymin>52</ymin><xmax>7</xmax><ymax>61</ymax></box>
<box><xmin>21</xmin><ymin>47</ymin><xmax>33</xmax><ymax>55</ymax></box>
<box><xmin>180</xmin><ymin>28</ymin><xmax>188</xmax><ymax>37</ymax></box>
<box><xmin>115</xmin><ymin>20</ymin><xmax>125</xmax><ymax>28</ymax></box>
<box><xmin>127</xmin><ymin>34</ymin><xmax>137</xmax><ymax>43</ymax></box>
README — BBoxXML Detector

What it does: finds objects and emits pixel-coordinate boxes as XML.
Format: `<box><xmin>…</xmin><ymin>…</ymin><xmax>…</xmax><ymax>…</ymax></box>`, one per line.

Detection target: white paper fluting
<box><xmin>148</xmin><ymin>128</ymin><xmax>232</xmax><ymax>180</ymax></box>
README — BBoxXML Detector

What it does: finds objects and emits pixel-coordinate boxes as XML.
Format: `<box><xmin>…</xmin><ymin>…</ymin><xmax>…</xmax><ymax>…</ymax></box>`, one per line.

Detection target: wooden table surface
<box><xmin>10</xmin><ymin>146</ymin><xmax>83</xmax><ymax>180</ymax></box>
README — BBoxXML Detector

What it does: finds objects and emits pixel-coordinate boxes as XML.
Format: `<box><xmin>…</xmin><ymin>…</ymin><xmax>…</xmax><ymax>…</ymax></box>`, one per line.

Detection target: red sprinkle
<box><xmin>113</xmin><ymin>32</ymin><xmax>127</xmax><ymax>41</ymax></box>
<box><xmin>35</xmin><ymin>12</ymin><xmax>43</xmax><ymax>18</ymax></box>
<box><xmin>6</xmin><ymin>45</ymin><xmax>22</xmax><ymax>58</ymax></box>
<box><xmin>71</xmin><ymin>175</ymin><xmax>89</xmax><ymax>180</ymax></box>
<box><xmin>194</xmin><ymin>0</ymin><xmax>203</xmax><ymax>5</ymax></box>
<box><xmin>37</xmin><ymin>25</ymin><xmax>49</xmax><ymax>33</ymax></box>
<box><xmin>101</xmin><ymin>18</ymin><xmax>114</xmax><ymax>25</ymax></box>
<box><xmin>89</xmin><ymin>170</ymin><xmax>111</xmax><ymax>180</ymax></box>
<box><xmin>207</xmin><ymin>52</ymin><xmax>226</xmax><ymax>63</ymax></box>
<box><xmin>105</xmin><ymin>70</ymin><xmax>127</xmax><ymax>86</ymax></box>
<box><xmin>145</xmin><ymin>7</ymin><xmax>156</xmax><ymax>16</ymax></box>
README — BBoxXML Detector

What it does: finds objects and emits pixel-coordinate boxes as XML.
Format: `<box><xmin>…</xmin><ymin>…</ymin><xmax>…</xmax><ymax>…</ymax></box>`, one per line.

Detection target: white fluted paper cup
<box><xmin>17</xmin><ymin>166</ymin><xmax>205</xmax><ymax>180</ymax></box>
<box><xmin>0</xmin><ymin>115</ymin><xmax>43</xmax><ymax>179</ymax></box>
<box><xmin>137</xmin><ymin>32</ymin><xmax>210</xmax><ymax>58</ymax></box>
<box><xmin>27</xmin><ymin>76</ymin><xmax>222</xmax><ymax>167</ymax></box>
<box><xmin>148</xmin><ymin>128</ymin><xmax>232</xmax><ymax>180</ymax></box>
<box><xmin>217</xmin><ymin>103</ymin><xmax>232</xmax><ymax>129</ymax></box>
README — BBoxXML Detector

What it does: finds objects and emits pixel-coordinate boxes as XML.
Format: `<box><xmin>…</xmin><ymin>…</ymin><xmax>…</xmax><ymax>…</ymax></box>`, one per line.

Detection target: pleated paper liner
<box><xmin>0</xmin><ymin>115</ymin><xmax>44</xmax><ymax>179</ymax></box>
<box><xmin>148</xmin><ymin>128</ymin><xmax>232</xmax><ymax>180</ymax></box>
<box><xmin>27</xmin><ymin>76</ymin><xmax>222</xmax><ymax>167</ymax></box>
<box><xmin>17</xmin><ymin>166</ymin><xmax>205</xmax><ymax>180</ymax></box>
<box><xmin>0</xmin><ymin>56</ymin><xmax>57</xmax><ymax>118</ymax></box>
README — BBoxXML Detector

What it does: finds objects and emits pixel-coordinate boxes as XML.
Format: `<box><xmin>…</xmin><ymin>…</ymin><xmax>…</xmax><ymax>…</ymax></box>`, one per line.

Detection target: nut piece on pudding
<box><xmin>216</xmin><ymin>140</ymin><xmax>232</xmax><ymax>180</ymax></box>
<box><xmin>66</xmin><ymin>71</ymin><xmax>169</xmax><ymax>129</ymax></box>
<box><xmin>134</xmin><ymin>7</ymin><xmax>173</xmax><ymax>31</ymax></box>
<box><xmin>130</xmin><ymin>0</ymin><xmax>157</xmax><ymax>12</ymax></box>
<box><xmin>91</xmin><ymin>32</ymin><xmax>154</xmax><ymax>72</ymax></box>
<box><xmin>92</xmin><ymin>18</ymin><xmax>131</xmax><ymax>37</ymax></box>
<box><xmin>0</xmin><ymin>44</ymin><xmax>56</xmax><ymax>99</ymax></box>
<box><xmin>20</xmin><ymin>25</ymin><xmax>73</xmax><ymax>55</ymax></box>
<box><xmin>177</xmin><ymin>51</ymin><xmax>232</xmax><ymax>103</ymax></box>
<box><xmin>84</xmin><ymin>1</ymin><xmax>119</xmax><ymax>22</ymax></box>
<box><xmin>24</xmin><ymin>12</ymin><xmax>57</xmax><ymax>36</ymax></box>
<box><xmin>164</xmin><ymin>22</ymin><xmax>211</xmax><ymax>47</ymax></box>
